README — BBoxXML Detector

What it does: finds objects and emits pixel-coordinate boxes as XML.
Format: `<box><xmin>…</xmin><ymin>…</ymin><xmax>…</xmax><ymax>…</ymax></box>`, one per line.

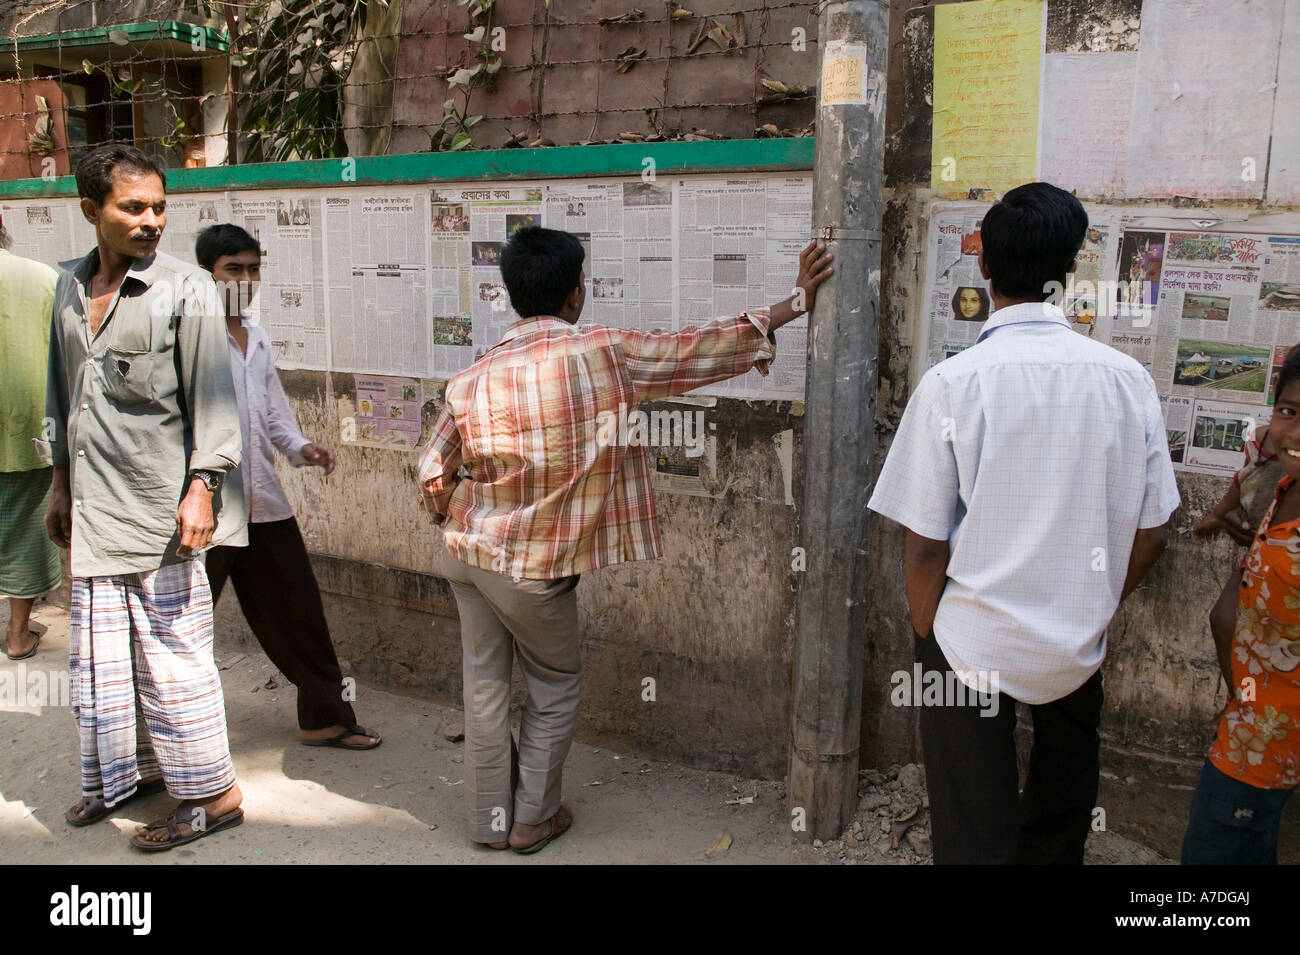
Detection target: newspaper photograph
<box><xmin>1184</xmin><ymin>397</ymin><xmax>1261</xmax><ymax>477</ymax></box>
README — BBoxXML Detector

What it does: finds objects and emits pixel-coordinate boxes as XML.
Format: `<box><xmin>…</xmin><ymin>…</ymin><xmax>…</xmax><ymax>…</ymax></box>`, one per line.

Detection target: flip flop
<box><xmin>5</xmin><ymin>630</ymin><xmax>41</xmax><ymax>661</ymax></box>
<box><xmin>65</xmin><ymin>778</ymin><xmax>168</xmax><ymax>827</ymax></box>
<box><xmin>130</xmin><ymin>805</ymin><xmax>244</xmax><ymax>852</ymax></box>
<box><xmin>301</xmin><ymin>724</ymin><xmax>382</xmax><ymax>750</ymax></box>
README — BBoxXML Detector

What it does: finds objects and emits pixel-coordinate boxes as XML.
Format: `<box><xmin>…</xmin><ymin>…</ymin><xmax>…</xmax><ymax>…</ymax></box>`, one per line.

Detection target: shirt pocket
<box><xmin>102</xmin><ymin>312</ymin><xmax>160</xmax><ymax>405</ymax></box>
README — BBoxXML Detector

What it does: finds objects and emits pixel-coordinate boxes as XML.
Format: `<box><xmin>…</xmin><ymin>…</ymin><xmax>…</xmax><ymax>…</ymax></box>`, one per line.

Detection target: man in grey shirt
<box><xmin>42</xmin><ymin>144</ymin><xmax>246</xmax><ymax>851</ymax></box>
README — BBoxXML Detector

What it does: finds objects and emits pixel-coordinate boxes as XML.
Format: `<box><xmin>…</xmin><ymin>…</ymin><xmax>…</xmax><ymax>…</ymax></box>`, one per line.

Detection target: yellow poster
<box><xmin>931</xmin><ymin>0</ymin><xmax>1043</xmax><ymax>192</ymax></box>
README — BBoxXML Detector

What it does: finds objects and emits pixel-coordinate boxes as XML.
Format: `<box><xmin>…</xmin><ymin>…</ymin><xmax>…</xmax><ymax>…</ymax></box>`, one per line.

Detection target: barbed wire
<box><xmin>0</xmin><ymin>0</ymin><xmax>823</xmax><ymax>166</ymax></box>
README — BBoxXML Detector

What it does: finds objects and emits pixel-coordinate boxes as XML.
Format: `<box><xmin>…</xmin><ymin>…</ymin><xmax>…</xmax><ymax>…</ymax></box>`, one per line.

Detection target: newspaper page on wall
<box><xmin>228</xmin><ymin>192</ymin><xmax>328</xmax><ymax>369</ymax></box>
<box><xmin>677</xmin><ymin>176</ymin><xmax>812</xmax><ymax>401</ymax></box>
<box><xmin>323</xmin><ymin>189</ymin><xmax>430</xmax><ymax>378</ymax></box>
<box><xmin>0</xmin><ymin>198</ymin><xmax>90</xmax><ymax>264</ymax></box>
<box><xmin>466</xmin><ymin>185</ymin><xmax>544</xmax><ymax>353</ymax></box>
<box><xmin>1099</xmin><ymin>227</ymin><xmax>1300</xmax><ymax>476</ymax></box>
<box><xmin>0</xmin><ymin>169</ymin><xmax>815</xmax><ymax>406</ymax></box>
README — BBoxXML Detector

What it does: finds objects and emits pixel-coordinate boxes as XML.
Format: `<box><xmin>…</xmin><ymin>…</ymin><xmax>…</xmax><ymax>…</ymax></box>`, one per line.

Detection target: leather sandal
<box><xmin>66</xmin><ymin>778</ymin><xmax>167</xmax><ymax>827</ymax></box>
<box><xmin>510</xmin><ymin>804</ymin><xmax>573</xmax><ymax>855</ymax></box>
<box><xmin>130</xmin><ymin>805</ymin><xmax>244</xmax><ymax>852</ymax></box>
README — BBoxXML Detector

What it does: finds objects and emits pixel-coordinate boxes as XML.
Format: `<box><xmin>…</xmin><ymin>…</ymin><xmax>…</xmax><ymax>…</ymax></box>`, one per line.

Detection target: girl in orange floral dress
<box><xmin>1183</xmin><ymin>346</ymin><xmax>1300</xmax><ymax>863</ymax></box>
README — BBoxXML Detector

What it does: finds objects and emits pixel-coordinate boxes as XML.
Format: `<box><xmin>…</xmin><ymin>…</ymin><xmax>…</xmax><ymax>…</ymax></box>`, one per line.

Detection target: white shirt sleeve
<box><xmin>867</xmin><ymin>368</ymin><xmax>961</xmax><ymax>541</ymax></box>
<box><xmin>263</xmin><ymin>352</ymin><xmax>311</xmax><ymax>467</ymax></box>
<box><xmin>1138</xmin><ymin>378</ymin><xmax>1181</xmax><ymax>528</ymax></box>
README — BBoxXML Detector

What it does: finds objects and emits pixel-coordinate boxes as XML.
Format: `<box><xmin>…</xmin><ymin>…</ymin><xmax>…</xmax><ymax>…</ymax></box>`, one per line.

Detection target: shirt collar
<box><xmin>228</xmin><ymin>312</ymin><xmax>263</xmax><ymax>354</ymax></box>
<box><xmin>495</xmin><ymin>315</ymin><xmax>577</xmax><ymax>347</ymax></box>
<box><xmin>69</xmin><ymin>246</ymin><xmax>165</xmax><ymax>289</ymax></box>
<box><xmin>976</xmin><ymin>301</ymin><xmax>1070</xmax><ymax>343</ymax></box>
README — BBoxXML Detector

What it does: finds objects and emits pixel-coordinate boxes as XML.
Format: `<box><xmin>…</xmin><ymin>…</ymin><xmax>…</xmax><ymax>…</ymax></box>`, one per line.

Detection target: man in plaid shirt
<box><xmin>419</xmin><ymin>226</ymin><xmax>831</xmax><ymax>853</ymax></box>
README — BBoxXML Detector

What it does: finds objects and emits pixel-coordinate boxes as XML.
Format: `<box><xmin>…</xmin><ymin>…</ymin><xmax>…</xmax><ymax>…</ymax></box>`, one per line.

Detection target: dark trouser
<box><xmin>915</xmin><ymin>631</ymin><xmax>1104</xmax><ymax>865</ymax></box>
<box><xmin>205</xmin><ymin>517</ymin><xmax>356</xmax><ymax>731</ymax></box>
<box><xmin>1181</xmin><ymin>759</ymin><xmax>1293</xmax><ymax>864</ymax></box>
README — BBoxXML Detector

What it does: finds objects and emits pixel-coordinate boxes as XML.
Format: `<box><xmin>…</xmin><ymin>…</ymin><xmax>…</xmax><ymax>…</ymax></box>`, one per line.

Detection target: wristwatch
<box><xmin>190</xmin><ymin>469</ymin><xmax>222</xmax><ymax>492</ymax></box>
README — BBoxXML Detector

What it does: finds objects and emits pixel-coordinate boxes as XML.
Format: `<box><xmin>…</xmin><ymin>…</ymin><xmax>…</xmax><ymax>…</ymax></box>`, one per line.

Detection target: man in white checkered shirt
<box><xmin>868</xmin><ymin>182</ymin><xmax>1180</xmax><ymax>865</ymax></box>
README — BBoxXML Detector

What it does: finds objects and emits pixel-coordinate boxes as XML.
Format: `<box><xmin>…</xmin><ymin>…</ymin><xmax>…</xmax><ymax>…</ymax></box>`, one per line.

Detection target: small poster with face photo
<box><xmin>950</xmin><ymin>285</ymin><xmax>991</xmax><ymax>323</ymax></box>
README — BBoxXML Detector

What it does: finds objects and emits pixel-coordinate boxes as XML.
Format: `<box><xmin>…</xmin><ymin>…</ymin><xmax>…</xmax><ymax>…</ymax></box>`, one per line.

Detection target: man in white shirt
<box><xmin>196</xmin><ymin>224</ymin><xmax>381</xmax><ymax>751</ymax></box>
<box><xmin>868</xmin><ymin>182</ymin><xmax>1180</xmax><ymax>864</ymax></box>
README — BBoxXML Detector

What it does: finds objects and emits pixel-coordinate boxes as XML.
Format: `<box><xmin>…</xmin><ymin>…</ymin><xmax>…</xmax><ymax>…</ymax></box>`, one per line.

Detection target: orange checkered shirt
<box><xmin>418</xmin><ymin>309</ymin><xmax>776</xmax><ymax>580</ymax></box>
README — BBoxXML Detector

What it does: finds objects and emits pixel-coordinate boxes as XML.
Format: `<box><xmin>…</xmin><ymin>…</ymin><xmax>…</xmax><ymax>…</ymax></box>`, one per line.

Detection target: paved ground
<box><xmin>1</xmin><ymin>599</ymin><xmax>1168</xmax><ymax>865</ymax></box>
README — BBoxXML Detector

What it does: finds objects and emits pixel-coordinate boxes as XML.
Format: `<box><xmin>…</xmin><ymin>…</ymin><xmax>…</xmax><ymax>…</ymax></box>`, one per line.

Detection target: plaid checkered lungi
<box><xmin>70</xmin><ymin>559</ymin><xmax>236</xmax><ymax>807</ymax></box>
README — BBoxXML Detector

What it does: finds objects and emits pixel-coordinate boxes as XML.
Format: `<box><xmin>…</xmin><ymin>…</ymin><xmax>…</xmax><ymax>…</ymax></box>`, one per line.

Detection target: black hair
<box><xmin>499</xmin><ymin>226</ymin><xmax>584</xmax><ymax>318</ymax></box>
<box><xmin>75</xmin><ymin>143</ymin><xmax>168</xmax><ymax>206</ymax></box>
<box><xmin>195</xmin><ymin>223</ymin><xmax>261</xmax><ymax>272</ymax></box>
<box><xmin>980</xmin><ymin>182</ymin><xmax>1088</xmax><ymax>300</ymax></box>
<box><xmin>1275</xmin><ymin>344</ymin><xmax>1300</xmax><ymax>402</ymax></box>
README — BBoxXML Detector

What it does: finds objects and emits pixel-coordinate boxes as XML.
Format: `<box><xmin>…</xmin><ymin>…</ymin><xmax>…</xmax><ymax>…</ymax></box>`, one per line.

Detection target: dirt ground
<box><xmin>1</xmin><ymin>600</ymin><xmax>1168</xmax><ymax>865</ymax></box>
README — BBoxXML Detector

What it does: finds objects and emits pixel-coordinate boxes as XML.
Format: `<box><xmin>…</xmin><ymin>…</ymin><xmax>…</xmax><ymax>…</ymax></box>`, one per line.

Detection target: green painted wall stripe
<box><xmin>10</xmin><ymin>21</ymin><xmax>229</xmax><ymax>53</ymax></box>
<box><xmin>0</xmin><ymin>138</ymin><xmax>814</xmax><ymax>199</ymax></box>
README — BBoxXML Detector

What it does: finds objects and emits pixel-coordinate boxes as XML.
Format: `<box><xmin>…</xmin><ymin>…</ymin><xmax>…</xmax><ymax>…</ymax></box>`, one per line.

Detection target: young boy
<box><xmin>195</xmin><ymin>223</ymin><xmax>381</xmax><ymax>751</ymax></box>
<box><xmin>419</xmin><ymin>227</ymin><xmax>832</xmax><ymax>853</ymax></box>
<box><xmin>1193</xmin><ymin>420</ymin><xmax>1283</xmax><ymax>694</ymax></box>
<box><xmin>1183</xmin><ymin>346</ymin><xmax>1300</xmax><ymax>864</ymax></box>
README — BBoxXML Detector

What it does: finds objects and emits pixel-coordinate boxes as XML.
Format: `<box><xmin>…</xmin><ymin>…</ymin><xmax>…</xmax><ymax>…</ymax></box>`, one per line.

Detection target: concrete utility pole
<box><xmin>788</xmin><ymin>0</ymin><xmax>889</xmax><ymax>842</ymax></box>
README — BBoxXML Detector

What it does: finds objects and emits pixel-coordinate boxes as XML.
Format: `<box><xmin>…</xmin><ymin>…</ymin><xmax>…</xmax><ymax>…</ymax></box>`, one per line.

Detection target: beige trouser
<box><xmin>443</xmin><ymin>555</ymin><xmax>582</xmax><ymax>842</ymax></box>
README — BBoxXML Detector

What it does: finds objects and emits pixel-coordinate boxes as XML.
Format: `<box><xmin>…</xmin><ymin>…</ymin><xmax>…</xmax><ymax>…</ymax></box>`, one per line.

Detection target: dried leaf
<box><xmin>618</xmin><ymin>131</ymin><xmax>645</xmax><ymax>141</ymax></box>
<box><xmin>686</xmin><ymin>24</ymin><xmax>709</xmax><ymax>54</ymax></box>
<box><xmin>615</xmin><ymin>46</ymin><xmax>647</xmax><ymax>73</ymax></box>
<box><xmin>108</xmin><ymin>29</ymin><xmax>129</xmax><ymax>45</ymax></box>
<box><xmin>705</xmin><ymin>829</ymin><xmax>733</xmax><ymax>858</ymax></box>
<box><xmin>758</xmin><ymin>123</ymin><xmax>779</xmax><ymax>136</ymax></box>
<box><xmin>528</xmin><ymin>137</ymin><xmax>555</xmax><ymax>147</ymax></box>
<box><xmin>671</xmin><ymin>8</ymin><xmax>693</xmax><ymax>19</ymax></box>
<box><xmin>733</xmin><ymin>13</ymin><xmax>746</xmax><ymax>47</ymax></box>
<box><xmin>599</xmin><ymin>8</ymin><xmax>644</xmax><ymax>24</ymax></box>
<box><xmin>761</xmin><ymin>78</ymin><xmax>789</xmax><ymax>94</ymax></box>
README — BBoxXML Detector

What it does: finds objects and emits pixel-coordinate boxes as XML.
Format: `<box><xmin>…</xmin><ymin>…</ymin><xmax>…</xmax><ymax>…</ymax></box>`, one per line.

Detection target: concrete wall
<box><xmin>218</xmin><ymin>372</ymin><xmax>806</xmax><ymax>778</ymax></box>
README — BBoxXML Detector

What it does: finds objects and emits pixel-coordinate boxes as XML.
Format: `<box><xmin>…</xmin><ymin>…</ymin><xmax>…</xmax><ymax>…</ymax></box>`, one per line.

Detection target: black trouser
<box><xmin>914</xmin><ymin>631</ymin><xmax>1104</xmax><ymax>864</ymax></box>
<box><xmin>206</xmin><ymin>517</ymin><xmax>357</xmax><ymax>731</ymax></box>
